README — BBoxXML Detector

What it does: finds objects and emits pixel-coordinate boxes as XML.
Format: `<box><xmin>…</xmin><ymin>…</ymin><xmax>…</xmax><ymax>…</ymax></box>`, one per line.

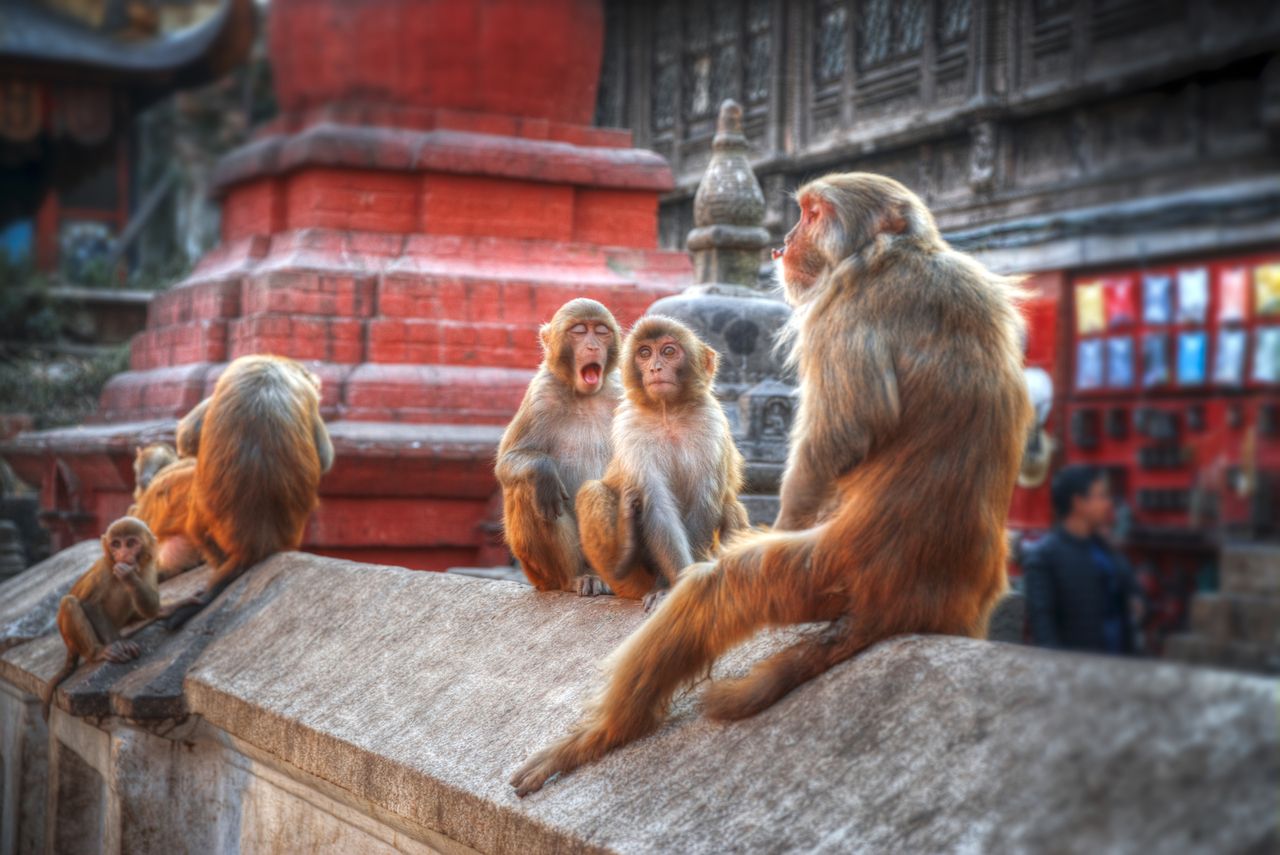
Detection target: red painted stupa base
<box><xmin>2</xmin><ymin>0</ymin><xmax>690</xmax><ymax>569</ymax></box>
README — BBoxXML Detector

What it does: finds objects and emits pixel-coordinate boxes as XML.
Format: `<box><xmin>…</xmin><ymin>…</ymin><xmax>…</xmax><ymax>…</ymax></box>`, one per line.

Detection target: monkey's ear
<box><xmin>538</xmin><ymin>323</ymin><xmax>553</xmax><ymax>353</ymax></box>
<box><xmin>878</xmin><ymin>205</ymin><xmax>908</xmax><ymax>236</ymax></box>
<box><xmin>702</xmin><ymin>344</ymin><xmax>719</xmax><ymax>379</ymax></box>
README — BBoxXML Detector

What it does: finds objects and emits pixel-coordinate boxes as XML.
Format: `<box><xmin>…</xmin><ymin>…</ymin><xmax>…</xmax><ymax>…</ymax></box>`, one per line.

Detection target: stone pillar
<box><xmin>647</xmin><ymin>100</ymin><xmax>794</xmax><ymax>521</ymax></box>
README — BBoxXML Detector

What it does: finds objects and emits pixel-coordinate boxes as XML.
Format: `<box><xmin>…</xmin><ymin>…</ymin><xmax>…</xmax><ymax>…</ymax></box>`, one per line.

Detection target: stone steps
<box><xmin>1165</xmin><ymin>542</ymin><xmax>1280</xmax><ymax>673</ymax></box>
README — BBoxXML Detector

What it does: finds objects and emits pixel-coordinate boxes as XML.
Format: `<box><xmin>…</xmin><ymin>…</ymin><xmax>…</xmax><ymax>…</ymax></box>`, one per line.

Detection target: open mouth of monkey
<box><xmin>771</xmin><ymin>244</ymin><xmax>786</xmax><ymax>260</ymax></box>
<box><xmin>580</xmin><ymin>363</ymin><xmax>603</xmax><ymax>387</ymax></box>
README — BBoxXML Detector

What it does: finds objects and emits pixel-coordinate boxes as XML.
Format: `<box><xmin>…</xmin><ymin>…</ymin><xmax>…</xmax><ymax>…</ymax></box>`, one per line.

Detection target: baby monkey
<box><xmin>577</xmin><ymin>315</ymin><xmax>748</xmax><ymax>611</ymax></box>
<box><xmin>42</xmin><ymin>516</ymin><xmax>160</xmax><ymax>719</ymax></box>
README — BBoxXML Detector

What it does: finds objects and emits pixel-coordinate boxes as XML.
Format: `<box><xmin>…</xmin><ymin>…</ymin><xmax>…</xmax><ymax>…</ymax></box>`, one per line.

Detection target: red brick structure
<box><xmin>3</xmin><ymin>0</ymin><xmax>689</xmax><ymax>569</ymax></box>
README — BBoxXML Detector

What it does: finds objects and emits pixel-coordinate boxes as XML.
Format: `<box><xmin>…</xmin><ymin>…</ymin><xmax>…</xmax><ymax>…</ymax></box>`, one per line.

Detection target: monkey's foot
<box><xmin>103</xmin><ymin>640</ymin><xmax>141</xmax><ymax>663</ymax></box>
<box><xmin>642</xmin><ymin>589</ymin><xmax>668</xmax><ymax>613</ymax></box>
<box><xmin>576</xmin><ymin>575</ymin><xmax>612</xmax><ymax>597</ymax></box>
<box><xmin>510</xmin><ymin>731</ymin><xmax>599</xmax><ymax>797</ymax></box>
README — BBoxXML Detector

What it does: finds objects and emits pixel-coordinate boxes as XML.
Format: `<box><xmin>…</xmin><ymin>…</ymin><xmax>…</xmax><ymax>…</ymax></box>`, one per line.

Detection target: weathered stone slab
<box><xmin>0</xmin><ymin>540</ymin><xmax>97</xmax><ymax>654</ymax></box>
<box><xmin>1164</xmin><ymin>634</ymin><xmax>1280</xmax><ymax>675</ymax></box>
<box><xmin>4</xmin><ymin>546</ymin><xmax>1277</xmax><ymax>852</ymax></box>
<box><xmin>168</xmin><ymin>555</ymin><xmax>1277</xmax><ymax>854</ymax></box>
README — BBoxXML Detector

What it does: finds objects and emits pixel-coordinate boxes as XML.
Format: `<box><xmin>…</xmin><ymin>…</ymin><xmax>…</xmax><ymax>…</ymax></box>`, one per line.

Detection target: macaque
<box><xmin>510</xmin><ymin>172</ymin><xmax>1033</xmax><ymax>796</ymax></box>
<box><xmin>131</xmin><ymin>443</ymin><xmax>178</xmax><ymax>503</ymax></box>
<box><xmin>131</xmin><ymin>457</ymin><xmax>201</xmax><ymax>579</ymax></box>
<box><xmin>576</xmin><ymin>315</ymin><xmax>748</xmax><ymax>611</ymax></box>
<box><xmin>42</xmin><ymin>517</ymin><xmax>160</xmax><ymax>719</ymax></box>
<box><xmin>161</xmin><ymin>354</ymin><xmax>335</xmax><ymax>628</ymax></box>
<box><xmin>495</xmin><ymin>298</ymin><xmax>622</xmax><ymax>595</ymax></box>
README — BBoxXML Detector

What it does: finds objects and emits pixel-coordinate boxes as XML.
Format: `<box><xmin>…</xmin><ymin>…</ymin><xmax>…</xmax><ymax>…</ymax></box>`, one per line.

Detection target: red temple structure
<box><xmin>2</xmin><ymin>0</ymin><xmax>689</xmax><ymax>569</ymax></box>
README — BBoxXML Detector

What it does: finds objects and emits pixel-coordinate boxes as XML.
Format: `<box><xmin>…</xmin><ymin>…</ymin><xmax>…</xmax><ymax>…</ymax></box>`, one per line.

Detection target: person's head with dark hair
<box><xmin>1051</xmin><ymin>465</ymin><xmax>1112</xmax><ymax>533</ymax></box>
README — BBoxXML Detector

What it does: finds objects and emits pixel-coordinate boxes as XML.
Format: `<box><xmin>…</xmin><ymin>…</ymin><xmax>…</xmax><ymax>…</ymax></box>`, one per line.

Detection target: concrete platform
<box><xmin>0</xmin><ymin>545</ymin><xmax>1276</xmax><ymax>853</ymax></box>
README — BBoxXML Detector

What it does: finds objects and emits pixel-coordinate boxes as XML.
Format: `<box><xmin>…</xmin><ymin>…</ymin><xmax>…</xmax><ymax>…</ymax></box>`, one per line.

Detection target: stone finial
<box><xmin>687</xmin><ymin>99</ymin><xmax>770</xmax><ymax>289</ymax></box>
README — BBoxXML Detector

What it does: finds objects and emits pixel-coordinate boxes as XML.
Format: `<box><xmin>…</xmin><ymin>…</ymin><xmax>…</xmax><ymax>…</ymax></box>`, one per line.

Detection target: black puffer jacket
<box><xmin>1023</xmin><ymin>527</ymin><xmax>1136</xmax><ymax>654</ymax></box>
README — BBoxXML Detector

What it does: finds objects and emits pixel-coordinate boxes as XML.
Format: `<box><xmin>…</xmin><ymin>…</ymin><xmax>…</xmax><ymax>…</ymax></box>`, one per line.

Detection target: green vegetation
<box><xmin>0</xmin><ymin>346</ymin><xmax>129</xmax><ymax>429</ymax></box>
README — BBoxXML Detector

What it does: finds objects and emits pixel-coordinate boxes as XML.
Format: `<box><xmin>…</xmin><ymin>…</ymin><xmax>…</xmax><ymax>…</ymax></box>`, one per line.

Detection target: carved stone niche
<box><xmin>648</xmin><ymin>99</ymin><xmax>796</xmax><ymax>518</ymax></box>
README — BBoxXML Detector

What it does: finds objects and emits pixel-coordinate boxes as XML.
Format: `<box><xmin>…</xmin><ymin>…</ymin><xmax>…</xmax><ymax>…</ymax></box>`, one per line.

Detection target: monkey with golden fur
<box><xmin>577</xmin><ymin>315</ymin><xmax>748</xmax><ymax>611</ymax></box>
<box><xmin>510</xmin><ymin>172</ymin><xmax>1033</xmax><ymax>795</ymax></box>
<box><xmin>161</xmin><ymin>354</ymin><xmax>334</xmax><ymax>628</ymax></box>
<box><xmin>42</xmin><ymin>517</ymin><xmax>160</xmax><ymax>719</ymax></box>
<box><xmin>496</xmin><ymin>298</ymin><xmax>622</xmax><ymax>595</ymax></box>
<box><xmin>131</xmin><ymin>456</ymin><xmax>202</xmax><ymax>580</ymax></box>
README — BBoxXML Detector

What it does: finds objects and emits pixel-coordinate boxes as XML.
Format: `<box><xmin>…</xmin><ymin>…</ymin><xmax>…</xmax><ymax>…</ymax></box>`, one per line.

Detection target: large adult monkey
<box><xmin>511</xmin><ymin>172</ymin><xmax>1033</xmax><ymax>796</ymax></box>
<box><xmin>161</xmin><ymin>354</ymin><xmax>334</xmax><ymax>628</ymax></box>
<box><xmin>577</xmin><ymin>315</ymin><xmax>748</xmax><ymax>610</ymax></box>
<box><xmin>43</xmin><ymin>517</ymin><xmax>160</xmax><ymax>719</ymax></box>
<box><xmin>496</xmin><ymin>298</ymin><xmax>621</xmax><ymax>595</ymax></box>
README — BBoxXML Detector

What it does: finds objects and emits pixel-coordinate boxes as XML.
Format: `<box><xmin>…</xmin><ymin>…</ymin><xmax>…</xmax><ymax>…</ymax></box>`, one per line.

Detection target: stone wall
<box><xmin>1</xmin><ymin>546</ymin><xmax>1276</xmax><ymax>853</ymax></box>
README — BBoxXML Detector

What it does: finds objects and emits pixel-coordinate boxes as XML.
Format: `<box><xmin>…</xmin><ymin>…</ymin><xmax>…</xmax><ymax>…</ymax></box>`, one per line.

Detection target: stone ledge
<box><xmin>212</xmin><ymin>125</ymin><xmax>676</xmax><ymax>196</ymax></box>
<box><xmin>2</xmin><ymin>547</ymin><xmax>1276</xmax><ymax>852</ymax></box>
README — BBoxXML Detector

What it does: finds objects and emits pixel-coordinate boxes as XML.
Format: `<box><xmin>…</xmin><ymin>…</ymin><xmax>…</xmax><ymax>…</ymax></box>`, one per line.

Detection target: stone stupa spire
<box><xmin>687</xmin><ymin>100</ymin><xmax>771</xmax><ymax>292</ymax></box>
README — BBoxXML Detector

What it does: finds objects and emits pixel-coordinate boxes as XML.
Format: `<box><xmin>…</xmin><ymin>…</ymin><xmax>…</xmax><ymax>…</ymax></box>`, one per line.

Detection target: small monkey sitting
<box><xmin>42</xmin><ymin>516</ymin><xmax>161</xmax><ymax>719</ymax></box>
<box><xmin>576</xmin><ymin>315</ymin><xmax>749</xmax><ymax>611</ymax></box>
<box><xmin>131</xmin><ymin>442</ymin><xmax>179</xmax><ymax>504</ymax></box>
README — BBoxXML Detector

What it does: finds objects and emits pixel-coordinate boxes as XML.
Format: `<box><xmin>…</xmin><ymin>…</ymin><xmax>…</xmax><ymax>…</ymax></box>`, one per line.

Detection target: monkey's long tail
<box><xmin>577</xmin><ymin>528</ymin><xmax>829</xmax><ymax>758</ymax></box>
<box><xmin>42</xmin><ymin>650</ymin><xmax>79</xmax><ymax>722</ymax></box>
<box><xmin>161</xmin><ymin>556</ymin><xmax>245</xmax><ymax>630</ymax></box>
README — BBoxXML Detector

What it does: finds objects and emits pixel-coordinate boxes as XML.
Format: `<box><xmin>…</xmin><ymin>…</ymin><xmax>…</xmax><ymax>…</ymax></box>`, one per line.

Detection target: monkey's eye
<box><xmin>594</xmin><ymin>325</ymin><xmax>611</xmax><ymax>337</ymax></box>
<box><xmin>569</xmin><ymin>323</ymin><xmax>587</xmax><ymax>335</ymax></box>
<box><xmin>110</xmin><ymin>539</ymin><xmax>121</xmax><ymax>549</ymax></box>
<box><xmin>638</xmin><ymin>346</ymin><xmax>652</xmax><ymax>358</ymax></box>
<box><xmin>661</xmin><ymin>345</ymin><xmax>677</xmax><ymax>358</ymax></box>
<box><xmin>125</xmin><ymin>537</ymin><xmax>138</xmax><ymax>548</ymax></box>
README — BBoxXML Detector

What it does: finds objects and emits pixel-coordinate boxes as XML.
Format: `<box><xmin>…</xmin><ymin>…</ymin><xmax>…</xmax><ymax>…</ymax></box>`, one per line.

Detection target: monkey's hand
<box><xmin>113</xmin><ymin>562</ymin><xmax>140</xmax><ymax>583</ymax></box>
<box><xmin>534</xmin><ymin>471</ymin><xmax>570</xmax><ymax>523</ymax></box>
<box><xmin>103</xmin><ymin>640</ymin><xmax>141</xmax><ymax>663</ymax></box>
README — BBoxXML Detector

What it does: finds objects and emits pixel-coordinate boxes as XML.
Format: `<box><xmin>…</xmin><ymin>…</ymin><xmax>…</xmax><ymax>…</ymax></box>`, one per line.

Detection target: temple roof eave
<box><xmin>0</xmin><ymin>0</ymin><xmax>254</xmax><ymax>89</ymax></box>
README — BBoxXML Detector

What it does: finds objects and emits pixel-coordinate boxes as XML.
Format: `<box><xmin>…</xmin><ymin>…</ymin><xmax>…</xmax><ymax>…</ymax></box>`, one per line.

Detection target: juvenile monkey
<box><xmin>162</xmin><ymin>354</ymin><xmax>334</xmax><ymax>628</ymax></box>
<box><xmin>131</xmin><ymin>443</ymin><xmax>178</xmax><ymax>503</ymax></box>
<box><xmin>131</xmin><ymin>457</ymin><xmax>201</xmax><ymax>579</ymax></box>
<box><xmin>42</xmin><ymin>517</ymin><xmax>160</xmax><ymax>719</ymax></box>
<box><xmin>577</xmin><ymin>315</ymin><xmax>748</xmax><ymax>610</ymax></box>
<box><xmin>511</xmin><ymin>172</ymin><xmax>1033</xmax><ymax>795</ymax></box>
<box><xmin>496</xmin><ymin>298</ymin><xmax>622</xmax><ymax>595</ymax></box>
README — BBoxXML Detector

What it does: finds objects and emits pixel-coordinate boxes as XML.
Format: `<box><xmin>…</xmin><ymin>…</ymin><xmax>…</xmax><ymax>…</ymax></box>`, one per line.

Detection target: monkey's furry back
<box><xmin>802</xmin><ymin>221</ymin><xmax>1029</xmax><ymax>629</ymax></box>
<box><xmin>193</xmin><ymin>358</ymin><xmax>323</xmax><ymax>562</ymax></box>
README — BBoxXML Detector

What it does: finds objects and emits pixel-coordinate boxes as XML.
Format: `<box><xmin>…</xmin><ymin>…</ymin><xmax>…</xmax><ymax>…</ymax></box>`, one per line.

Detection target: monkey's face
<box><xmin>106</xmin><ymin>531</ymin><xmax>145</xmax><ymax>568</ymax></box>
<box><xmin>773</xmin><ymin>192</ymin><xmax>829</xmax><ymax>299</ymax></box>
<box><xmin>562</xmin><ymin>319</ymin><xmax>616</xmax><ymax>396</ymax></box>
<box><xmin>634</xmin><ymin>336</ymin><xmax>687</xmax><ymax>402</ymax></box>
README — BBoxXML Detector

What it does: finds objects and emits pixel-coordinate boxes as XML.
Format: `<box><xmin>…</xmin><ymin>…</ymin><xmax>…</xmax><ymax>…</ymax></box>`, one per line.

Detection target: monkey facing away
<box><xmin>495</xmin><ymin>298</ymin><xmax>622</xmax><ymax>595</ymax></box>
<box><xmin>576</xmin><ymin>315</ymin><xmax>748</xmax><ymax>611</ymax></box>
<box><xmin>161</xmin><ymin>354</ymin><xmax>334</xmax><ymax>628</ymax></box>
<box><xmin>42</xmin><ymin>516</ymin><xmax>160</xmax><ymax>719</ymax></box>
<box><xmin>510</xmin><ymin>172</ymin><xmax>1033</xmax><ymax>795</ymax></box>
<box><xmin>131</xmin><ymin>443</ymin><xmax>178</xmax><ymax>503</ymax></box>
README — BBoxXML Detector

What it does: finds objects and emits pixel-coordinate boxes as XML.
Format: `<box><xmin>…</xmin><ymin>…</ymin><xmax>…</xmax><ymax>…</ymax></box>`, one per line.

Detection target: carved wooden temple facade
<box><xmin>596</xmin><ymin>0</ymin><xmax>1280</xmax><ymax>263</ymax></box>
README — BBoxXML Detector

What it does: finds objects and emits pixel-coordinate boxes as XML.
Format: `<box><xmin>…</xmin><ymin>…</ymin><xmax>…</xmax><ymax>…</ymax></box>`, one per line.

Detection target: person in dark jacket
<box><xmin>1024</xmin><ymin>465</ymin><xmax>1137</xmax><ymax>654</ymax></box>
